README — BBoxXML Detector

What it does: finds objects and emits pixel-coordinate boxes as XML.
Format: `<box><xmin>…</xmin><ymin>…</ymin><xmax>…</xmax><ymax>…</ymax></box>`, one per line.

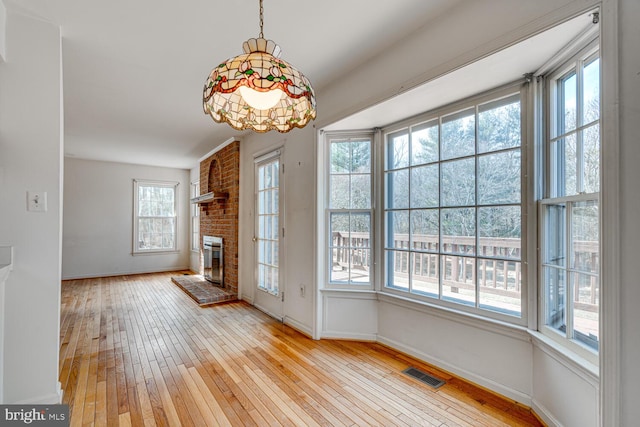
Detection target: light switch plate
<box><xmin>27</xmin><ymin>191</ymin><xmax>47</xmax><ymax>212</ymax></box>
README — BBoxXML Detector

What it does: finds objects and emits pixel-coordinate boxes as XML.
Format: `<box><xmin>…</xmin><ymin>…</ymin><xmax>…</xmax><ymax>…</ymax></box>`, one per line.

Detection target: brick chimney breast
<box><xmin>199</xmin><ymin>141</ymin><xmax>240</xmax><ymax>295</ymax></box>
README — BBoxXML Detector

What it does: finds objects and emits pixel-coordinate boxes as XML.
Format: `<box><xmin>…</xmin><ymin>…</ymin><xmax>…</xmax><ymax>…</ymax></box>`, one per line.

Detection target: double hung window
<box><xmin>133</xmin><ymin>180</ymin><xmax>179</xmax><ymax>253</ymax></box>
<box><xmin>327</xmin><ymin>135</ymin><xmax>373</xmax><ymax>285</ymax></box>
<box><xmin>540</xmin><ymin>44</ymin><xmax>600</xmax><ymax>354</ymax></box>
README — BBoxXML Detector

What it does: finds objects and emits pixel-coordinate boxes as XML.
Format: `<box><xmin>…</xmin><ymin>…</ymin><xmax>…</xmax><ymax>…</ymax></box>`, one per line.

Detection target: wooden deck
<box><xmin>60</xmin><ymin>272</ymin><xmax>543</xmax><ymax>426</ymax></box>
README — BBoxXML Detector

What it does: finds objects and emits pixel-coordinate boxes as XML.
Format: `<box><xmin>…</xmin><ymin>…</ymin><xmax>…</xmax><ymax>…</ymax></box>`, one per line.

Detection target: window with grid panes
<box><xmin>384</xmin><ymin>90</ymin><xmax>524</xmax><ymax>319</ymax></box>
<box><xmin>540</xmin><ymin>44</ymin><xmax>600</xmax><ymax>354</ymax></box>
<box><xmin>133</xmin><ymin>180</ymin><xmax>179</xmax><ymax>253</ymax></box>
<box><xmin>327</xmin><ymin>134</ymin><xmax>373</xmax><ymax>285</ymax></box>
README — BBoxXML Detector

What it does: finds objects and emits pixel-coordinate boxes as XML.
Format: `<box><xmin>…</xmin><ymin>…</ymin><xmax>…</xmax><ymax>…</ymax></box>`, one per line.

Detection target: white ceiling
<box><xmin>6</xmin><ymin>0</ymin><xmax>463</xmax><ymax>169</ymax></box>
<box><xmin>326</xmin><ymin>13</ymin><xmax>596</xmax><ymax>131</ymax></box>
<box><xmin>7</xmin><ymin>1</ymin><xmax>594</xmax><ymax>169</ymax></box>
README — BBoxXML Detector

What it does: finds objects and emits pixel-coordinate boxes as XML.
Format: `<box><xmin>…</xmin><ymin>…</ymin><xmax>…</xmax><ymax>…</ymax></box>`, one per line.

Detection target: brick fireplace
<box><xmin>199</xmin><ymin>140</ymin><xmax>240</xmax><ymax>296</ymax></box>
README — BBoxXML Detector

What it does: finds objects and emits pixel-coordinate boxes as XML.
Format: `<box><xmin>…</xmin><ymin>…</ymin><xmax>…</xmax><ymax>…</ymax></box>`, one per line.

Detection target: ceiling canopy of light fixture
<box><xmin>203</xmin><ymin>0</ymin><xmax>316</xmax><ymax>133</ymax></box>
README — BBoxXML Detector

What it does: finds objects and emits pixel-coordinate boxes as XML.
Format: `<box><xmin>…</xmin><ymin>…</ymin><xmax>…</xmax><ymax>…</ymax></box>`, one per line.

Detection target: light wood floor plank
<box><xmin>118</xmin><ymin>412</ymin><xmax>132</xmax><ymax>427</ymax></box>
<box><xmin>126</xmin><ymin>386</ymin><xmax>144</xmax><ymax>427</ymax></box>
<box><xmin>60</xmin><ymin>272</ymin><xmax>543</xmax><ymax>427</ymax></box>
<box><xmin>189</xmin><ymin>364</ymin><xmax>248</xmax><ymax>426</ymax></box>
<box><xmin>134</xmin><ymin>381</ymin><xmax>157</xmax><ymax>427</ymax></box>
<box><xmin>93</xmin><ymin>381</ymin><xmax>107</xmax><ymax>427</ymax></box>
<box><xmin>160</xmin><ymin>356</ymin><xmax>207</xmax><ymax>426</ymax></box>
<box><xmin>81</xmin><ymin>338</ymin><xmax>100</xmax><ymax>426</ymax></box>
<box><xmin>149</xmin><ymin>360</ymin><xmax>182</xmax><ymax>427</ymax></box>
<box><xmin>144</xmin><ymin>377</ymin><xmax>170</xmax><ymax>427</ymax></box>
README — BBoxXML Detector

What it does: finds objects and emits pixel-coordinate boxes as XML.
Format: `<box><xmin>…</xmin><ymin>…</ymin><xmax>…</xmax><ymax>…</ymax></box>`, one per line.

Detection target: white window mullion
<box><xmin>438</xmin><ymin>117</ymin><xmax>444</xmax><ymax>301</ymax></box>
<box><xmin>576</xmin><ymin>59</ymin><xmax>585</xmax><ymax>194</ymax></box>
<box><xmin>474</xmin><ymin>104</ymin><xmax>480</xmax><ymax>308</ymax></box>
<box><xmin>565</xmin><ymin>200</ymin><xmax>574</xmax><ymax>340</ymax></box>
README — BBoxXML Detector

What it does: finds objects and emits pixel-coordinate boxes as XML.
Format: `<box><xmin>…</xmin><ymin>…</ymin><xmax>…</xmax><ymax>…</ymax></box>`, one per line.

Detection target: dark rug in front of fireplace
<box><xmin>171</xmin><ymin>274</ymin><xmax>237</xmax><ymax>307</ymax></box>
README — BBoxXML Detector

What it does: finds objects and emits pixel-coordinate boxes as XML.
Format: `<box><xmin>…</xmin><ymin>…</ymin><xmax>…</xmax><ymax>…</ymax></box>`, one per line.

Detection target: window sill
<box><xmin>322</xmin><ymin>283</ymin><xmax>375</xmax><ymax>292</ymax></box>
<box><xmin>528</xmin><ymin>330</ymin><xmax>599</xmax><ymax>385</ymax></box>
<box><xmin>320</xmin><ymin>288</ymin><xmax>377</xmax><ymax>297</ymax></box>
<box><xmin>132</xmin><ymin>250</ymin><xmax>180</xmax><ymax>256</ymax></box>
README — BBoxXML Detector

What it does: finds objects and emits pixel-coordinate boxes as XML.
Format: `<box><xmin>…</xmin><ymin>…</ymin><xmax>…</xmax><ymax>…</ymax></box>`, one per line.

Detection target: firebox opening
<box><xmin>203</xmin><ymin>235</ymin><xmax>223</xmax><ymax>287</ymax></box>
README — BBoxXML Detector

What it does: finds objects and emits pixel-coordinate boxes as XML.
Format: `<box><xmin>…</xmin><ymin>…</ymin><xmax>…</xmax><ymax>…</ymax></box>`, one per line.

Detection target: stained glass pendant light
<box><xmin>203</xmin><ymin>0</ymin><xmax>316</xmax><ymax>133</ymax></box>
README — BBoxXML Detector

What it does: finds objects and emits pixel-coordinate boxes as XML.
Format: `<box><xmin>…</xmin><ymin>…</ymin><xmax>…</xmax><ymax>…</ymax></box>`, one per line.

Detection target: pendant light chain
<box><xmin>259</xmin><ymin>0</ymin><xmax>264</xmax><ymax>39</ymax></box>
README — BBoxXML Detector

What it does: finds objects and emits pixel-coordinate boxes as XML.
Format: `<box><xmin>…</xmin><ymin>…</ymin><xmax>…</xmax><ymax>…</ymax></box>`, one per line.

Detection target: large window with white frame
<box><xmin>133</xmin><ymin>180</ymin><xmax>179</xmax><ymax>253</ymax></box>
<box><xmin>383</xmin><ymin>87</ymin><xmax>525</xmax><ymax>320</ymax></box>
<box><xmin>540</xmin><ymin>41</ymin><xmax>600</xmax><ymax>356</ymax></box>
<box><xmin>326</xmin><ymin>134</ymin><xmax>373</xmax><ymax>286</ymax></box>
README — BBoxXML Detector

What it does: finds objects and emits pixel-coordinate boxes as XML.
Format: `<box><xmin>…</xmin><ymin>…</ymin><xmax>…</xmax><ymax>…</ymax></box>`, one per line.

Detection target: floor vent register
<box><xmin>402</xmin><ymin>367</ymin><xmax>445</xmax><ymax>389</ymax></box>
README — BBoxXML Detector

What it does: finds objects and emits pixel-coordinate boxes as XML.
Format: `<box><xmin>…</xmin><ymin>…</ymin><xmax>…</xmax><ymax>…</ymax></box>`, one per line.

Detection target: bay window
<box><xmin>319</xmin><ymin>12</ymin><xmax>602</xmax><ymax>380</ymax></box>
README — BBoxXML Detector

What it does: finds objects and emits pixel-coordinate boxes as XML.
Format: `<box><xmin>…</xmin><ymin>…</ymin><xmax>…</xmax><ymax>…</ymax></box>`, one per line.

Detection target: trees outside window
<box><xmin>327</xmin><ymin>135</ymin><xmax>373</xmax><ymax>285</ymax></box>
<box><xmin>541</xmin><ymin>47</ymin><xmax>600</xmax><ymax>355</ymax></box>
<box><xmin>133</xmin><ymin>180</ymin><xmax>179</xmax><ymax>253</ymax></box>
<box><xmin>384</xmin><ymin>92</ymin><xmax>524</xmax><ymax>319</ymax></box>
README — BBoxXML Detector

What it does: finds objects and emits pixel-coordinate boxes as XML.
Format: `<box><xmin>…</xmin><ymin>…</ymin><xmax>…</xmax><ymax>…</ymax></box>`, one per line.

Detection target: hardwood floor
<box><xmin>60</xmin><ymin>272</ymin><xmax>542</xmax><ymax>426</ymax></box>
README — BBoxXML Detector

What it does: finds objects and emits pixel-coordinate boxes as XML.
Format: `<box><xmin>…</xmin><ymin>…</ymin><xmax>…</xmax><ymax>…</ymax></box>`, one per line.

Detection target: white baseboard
<box><xmin>62</xmin><ymin>266</ymin><xmax>191</xmax><ymax>280</ymax></box>
<box><xmin>239</xmin><ymin>293</ymin><xmax>253</xmax><ymax>304</ymax></box>
<box><xmin>320</xmin><ymin>330</ymin><xmax>377</xmax><ymax>341</ymax></box>
<box><xmin>531</xmin><ymin>399</ymin><xmax>562</xmax><ymax>427</ymax></box>
<box><xmin>284</xmin><ymin>317</ymin><xmax>313</xmax><ymax>338</ymax></box>
<box><xmin>377</xmin><ymin>335</ymin><xmax>532</xmax><ymax>406</ymax></box>
<box><xmin>13</xmin><ymin>382</ymin><xmax>64</xmax><ymax>404</ymax></box>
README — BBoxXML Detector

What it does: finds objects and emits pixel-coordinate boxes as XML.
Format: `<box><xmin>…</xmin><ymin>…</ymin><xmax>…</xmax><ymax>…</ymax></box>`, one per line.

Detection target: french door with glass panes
<box><xmin>253</xmin><ymin>149</ymin><xmax>284</xmax><ymax>320</ymax></box>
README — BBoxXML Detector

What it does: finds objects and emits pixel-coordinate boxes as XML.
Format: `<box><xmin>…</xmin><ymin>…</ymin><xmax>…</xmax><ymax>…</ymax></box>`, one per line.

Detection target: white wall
<box><xmin>0</xmin><ymin>0</ymin><xmax>6</xmax><ymax>62</ymax></box>
<box><xmin>618</xmin><ymin>0</ymin><xmax>640</xmax><ymax>424</ymax></box>
<box><xmin>321</xmin><ymin>291</ymin><xmax>377</xmax><ymax>341</ymax></box>
<box><xmin>317</xmin><ymin>0</ymin><xmax>601</xmax><ymax>129</ymax></box>
<box><xmin>238</xmin><ymin>128</ymin><xmax>316</xmax><ymax>335</ymax></box>
<box><xmin>62</xmin><ymin>158</ymin><xmax>190</xmax><ymax>279</ymax></box>
<box><xmin>0</xmin><ymin>10</ymin><xmax>63</xmax><ymax>403</ymax></box>
<box><xmin>531</xmin><ymin>336</ymin><xmax>599</xmax><ymax>426</ymax></box>
<box><xmin>377</xmin><ymin>298</ymin><xmax>533</xmax><ymax>401</ymax></box>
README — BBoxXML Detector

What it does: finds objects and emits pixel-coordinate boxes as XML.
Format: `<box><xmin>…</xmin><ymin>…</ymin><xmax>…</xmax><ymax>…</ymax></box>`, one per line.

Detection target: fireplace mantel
<box><xmin>190</xmin><ymin>191</ymin><xmax>228</xmax><ymax>204</ymax></box>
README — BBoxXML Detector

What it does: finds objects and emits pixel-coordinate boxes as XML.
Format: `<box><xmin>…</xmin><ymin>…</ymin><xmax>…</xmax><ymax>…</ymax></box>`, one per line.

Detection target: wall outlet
<box><xmin>27</xmin><ymin>191</ymin><xmax>47</xmax><ymax>212</ymax></box>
